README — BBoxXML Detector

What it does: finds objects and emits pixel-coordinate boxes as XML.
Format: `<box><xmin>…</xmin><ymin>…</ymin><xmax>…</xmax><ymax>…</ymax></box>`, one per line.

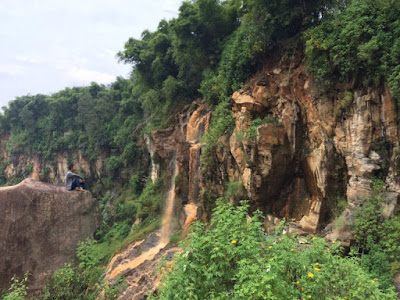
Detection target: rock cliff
<box><xmin>0</xmin><ymin>179</ymin><xmax>99</xmax><ymax>293</ymax></box>
<box><xmin>151</xmin><ymin>100</ymin><xmax>210</xmax><ymax>224</ymax></box>
<box><xmin>150</xmin><ymin>54</ymin><xmax>400</xmax><ymax>245</ymax></box>
<box><xmin>1</xmin><ymin>54</ymin><xmax>399</xmax><ymax>297</ymax></box>
<box><xmin>205</xmin><ymin>53</ymin><xmax>400</xmax><ymax>243</ymax></box>
<box><xmin>84</xmin><ymin>55</ymin><xmax>400</xmax><ymax>297</ymax></box>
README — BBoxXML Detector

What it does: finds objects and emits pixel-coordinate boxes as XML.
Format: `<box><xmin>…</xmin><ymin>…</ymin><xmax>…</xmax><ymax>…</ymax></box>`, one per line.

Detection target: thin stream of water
<box><xmin>108</xmin><ymin>158</ymin><xmax>178</xmax><ymax>280</ymax></box>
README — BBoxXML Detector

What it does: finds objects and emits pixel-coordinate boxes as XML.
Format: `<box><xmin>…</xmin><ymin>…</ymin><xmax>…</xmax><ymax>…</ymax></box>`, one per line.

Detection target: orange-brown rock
<box><xmin>0</xmin><ymin>179</ymin><xmax>99</xmax><ymax>293</ymax></box>
<box><xmin>105</xmin><ymin>231</ymin><xmax>178</xmax><ymax>300</ymax></box>
<box><xmin>151</xmin><ymin>127</ymin><xmax>179</xmax><ymax>159</ymax></box>
<box><xmin>218</xmin><ymin>53</ymin><xmax>400</xmax><ymax>237</ymax></box>
<box><xmin>151</xmin><ymin>101</ymin><xmax>211</xmax><ymax>210</ymax></box>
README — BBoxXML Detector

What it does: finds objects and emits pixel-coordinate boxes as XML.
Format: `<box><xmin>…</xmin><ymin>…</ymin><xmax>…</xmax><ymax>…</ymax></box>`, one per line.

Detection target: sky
<box><xmin>0</xmin><ymin>0</ymin><xmax>183</xmax><ymax>108</ymax></box>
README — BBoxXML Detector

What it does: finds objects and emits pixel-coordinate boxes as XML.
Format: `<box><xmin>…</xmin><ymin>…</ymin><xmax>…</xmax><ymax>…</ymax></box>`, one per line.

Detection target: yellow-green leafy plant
<box><xmin>154</xmin><ymin>201</ymin><xmax>397</xmax><ymax>299</ymax></box>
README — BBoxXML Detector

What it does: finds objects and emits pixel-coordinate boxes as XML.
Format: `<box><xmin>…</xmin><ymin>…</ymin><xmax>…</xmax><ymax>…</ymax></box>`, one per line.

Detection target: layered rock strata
<box><xmin>208</xmin><ymin>55</ymin><xmax>400</xmax><ymax>240</ymax></box>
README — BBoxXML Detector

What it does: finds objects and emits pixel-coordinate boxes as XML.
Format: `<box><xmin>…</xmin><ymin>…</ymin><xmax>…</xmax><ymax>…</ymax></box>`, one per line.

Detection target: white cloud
<box><xmin>14</xmin><ymin>53</ymin><xmax>90</xmax><ymax>71</ymax></box>
<box><xmin>67</xmin><ymin>67</ymin><xmax>116</xmax><ymax>84</ymax></box>
<box><xmin>0</xmin><ymin>64</ymin><xmax>25</xmax><ymax>76</ymax></box>
<box><xmin>15</xmin><ymin>56</ymin><xmax>42</xmax><ymax>64</ymax></box>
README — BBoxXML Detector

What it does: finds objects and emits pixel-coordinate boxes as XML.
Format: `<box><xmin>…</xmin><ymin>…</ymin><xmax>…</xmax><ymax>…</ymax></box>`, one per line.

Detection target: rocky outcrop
<box><xmin>207</xmin><ymin>60</ymin><xmax>343</xmax><ymax>232</ymax></box>
<box><xmin>0</xmin><ymin>179</ymin><xmax>99</xmax><ymax>293</ymax></box>
<box><xmin>137</xmin><ymin>54</ymin><xmax>399</xmax><ymax>250</ymax></box>
<box><xmin>105</xmin><ymin>231</ymin><xmax>178</xmax><ymax>300</ymax></box>
<box><xmin>205</xmin><ymin>52</ymin><xmax>400</xmax><ymax>240</ymax></box>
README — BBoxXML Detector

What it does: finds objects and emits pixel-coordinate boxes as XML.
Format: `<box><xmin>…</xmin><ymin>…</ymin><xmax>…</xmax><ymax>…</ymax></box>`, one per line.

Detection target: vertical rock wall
<box><xmin>213</xmin><ymin>59</ymin><xmax>399</xmax><ymax>237</ymax></box>
<box><xmin>151</xmin><ymin>100</ymin><xmax>211</xmax><ymax>229</ymax></box>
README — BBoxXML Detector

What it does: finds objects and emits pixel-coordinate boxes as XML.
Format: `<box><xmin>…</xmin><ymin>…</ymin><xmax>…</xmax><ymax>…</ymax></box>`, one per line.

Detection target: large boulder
<box><xmin>0</xmin><ymin>178</ymin><xmax>99</xmax><ymax>293</ymax></box>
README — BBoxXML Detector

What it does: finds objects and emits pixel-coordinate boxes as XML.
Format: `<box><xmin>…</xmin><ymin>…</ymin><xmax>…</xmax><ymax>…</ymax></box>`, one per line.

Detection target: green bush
<box><xmin>223</xmin><ymin>181</ymin><xmax>247</xmax><ymax>204</ymax></box>
<box><xmin>201</xmin><ymin>100</ymin><xmax>235</xmax><ymax>170</ymax></box>
<box><xmin>2</xmin><ymin>274</ymin><xmax>28</xmax><ymax>300</ymax></box>
<box><xmin>358</xmin><ymin>244</ymin><xmax>395</xmax><ymax>290</ymax></box>
<box><xmin>305</xmin><ymin>0</ymin><xmax>400</xmax><ymax>96</ymax></box>
<box><xmin>353</xmin><ymin>194</ymin><xmax>383</xmax><ymax>249</ymax></box>
<box><xmin>105</xmin><ymin>156</ymin><xmax>122</xmax><ymax>176</ymax></box>
<box><xmin>379</xmin><ymin>215</ymin><xmax>400</xmax><ymax>273</ymax></box>
<box><xmin>155</xmin><ymin>201</ymin><xmax>397</xmax><ymax>299</ymax></box>
<box><xmin>379</xmin><ymin>214</ymin><xmax>400</xmax><ymax>260</ymax></box>
<box><xmin>0</xmin><ymin>162</ymin><xmax>8</xmax><ymax>186</ymax></box>
<box><xmin>95</xmin><ymin>194</ymin><xmax>136</xmax><ymax>244</ymax></box>
<box><xmin>23</xmin><ymin>164</ymin><xmax>33</xmax><ymax>177</ymax></box>
<box><xmin>136</xmin><ymin>177</ymin><xmax>164</xmax><ymax>221</ymax></box>
<box><xmin>39</xmin><ymin>262</ymin><xmax>120</xmax><ymax>300</ymax></box>
<box><xmin>352</xmin><ymin>178</ymin><xmax>400</xmax><ymax>286</ymax></box>
<box><xmin>40</xmin><ymin>264</ymin><xmax>88</xmax><ymax>300</ymax></box>
<box><xmin>335</xmin><ymin>91</ymin><xmax>353</xmax><ymax>117</ymax></box>
<box><xmin>199</xmin><ymin>26</ymin><xmax>258</xmax><ymax>106</ymax></box>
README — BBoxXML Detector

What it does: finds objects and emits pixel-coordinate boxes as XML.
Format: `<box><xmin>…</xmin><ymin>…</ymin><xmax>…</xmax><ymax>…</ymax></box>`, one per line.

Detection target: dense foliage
<box><xmin>353</xmin><ymin>179</ymin><xmax>400</xmax><ymax>277</ymax></box>
<box><xmin>154</xmin><ymin>201</ymin><xmax>397</xmax><ymax>299</ymax></box>
<box><xmin>2</xmin><ymin>275</ymin><xmax>28</xmax><ymax>300</ymax></box>
<box><xmin>305</xmin><ymin>0</ymin><xmax>400</xmax><ymax>95</ymax></box>
<box><xmin>0</xmin><ymin>79</ymin><xmax>147</xmax><ymax>190</ymax></box>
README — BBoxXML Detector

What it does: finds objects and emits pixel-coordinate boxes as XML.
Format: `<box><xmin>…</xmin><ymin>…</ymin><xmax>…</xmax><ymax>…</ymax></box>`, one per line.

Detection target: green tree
<box><xmin>305</xmin><ymin>0</ymin><xmax>400</xmax><ymax>94</ymax></box>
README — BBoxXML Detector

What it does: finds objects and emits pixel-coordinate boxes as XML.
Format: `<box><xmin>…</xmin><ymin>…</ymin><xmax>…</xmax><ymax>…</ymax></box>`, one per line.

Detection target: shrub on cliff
<box><xmin>201</xmin><ymin>99</ymin><xmax>235</xmax><ymax>170</ymax></box>
<box><xmin>154</xmin><ymin>201</ymin><xmax>397</xmax><ymax>299</ymax></box>
<box><xmin>1</xmin><ymin>275</ymin><xmax>28</xmax><ymax>300</ymax></box>
<box><xmin>352</xmin><ymin>179</ymin><xmax>400</xmax><ymax>281</ymax></box>
<box><xmin>38</xmin><ymin>262</ymin><xmax>120</xmax><ymax>300</ymax></box>
<box><xmin>305</xmin><ymin>0</ymin><xmax>400</xmax><ymax>96</ymax></box>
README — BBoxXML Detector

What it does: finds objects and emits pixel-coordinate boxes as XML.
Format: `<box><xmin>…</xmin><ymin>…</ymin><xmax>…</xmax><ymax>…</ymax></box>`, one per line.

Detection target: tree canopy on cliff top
<box><xmin>0</xmin><ymin>0</ymin><xmax>342</xmax><ymax>184</ymax></box>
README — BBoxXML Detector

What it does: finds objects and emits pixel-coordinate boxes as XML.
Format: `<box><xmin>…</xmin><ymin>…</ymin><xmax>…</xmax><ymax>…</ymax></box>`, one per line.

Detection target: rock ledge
<box><xmin>0</xmin><ymin>178</ymin><xmax>99</xmax><ymax>293</ymax></box>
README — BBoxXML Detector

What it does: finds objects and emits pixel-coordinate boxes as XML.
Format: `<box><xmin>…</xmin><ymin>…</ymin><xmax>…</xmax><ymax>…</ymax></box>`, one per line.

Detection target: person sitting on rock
<box><xmin>65</xmin><ymin>164</ymin><xmax>87</xmax><ymax>191</ymax></box>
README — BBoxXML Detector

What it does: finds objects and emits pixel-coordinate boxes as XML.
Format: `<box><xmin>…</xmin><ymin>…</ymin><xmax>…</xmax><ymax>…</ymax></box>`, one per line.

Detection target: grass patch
<box><xmin>168</xmin><ymin>230</ymin><xmax>183</xmax><ymax>245</ymax></box>
<box><xmin>115</xmin><ymin>218</ymin><xmax>161</xmax><ymax>256</ymax></box>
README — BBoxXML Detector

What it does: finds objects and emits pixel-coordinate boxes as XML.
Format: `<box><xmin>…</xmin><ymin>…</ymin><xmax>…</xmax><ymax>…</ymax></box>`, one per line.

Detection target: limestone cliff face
<box><xmin>147</xmin><ymin>59</ymin><xmax>400</xmax><ymax>243</ymax></box>
<box><xmin>151</xmin><ymin>100</ymin><xmax>210</xmax><ymax>226</ymax></box>
<box><xmin>0</xmin><ymin>179</ymin><xmax>99</xmax><ymax>293</ymax></box>
<box><xmin>102</xmin><ymin>57</ymin><xmax>400</xmax><ymax>297</ymax></box>
<box><xmin>208</xmin><ymin>55</ymin><xmax>400</xmax><ymax>241</ymax></box>
<box><xmin>0</xmin><ymin>138</ymin><xmax>104</xmax><ymax>186</ymax></box>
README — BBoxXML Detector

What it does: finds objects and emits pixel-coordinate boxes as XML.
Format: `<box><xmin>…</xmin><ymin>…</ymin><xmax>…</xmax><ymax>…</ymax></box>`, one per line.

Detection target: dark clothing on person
<box><xmin>71</xmin><ymin>177</ymin><xmax>87</xmax><ymax>190</ymax></box>
<box><xmin>65</xmin><ymin>170</ymin><xmax>87</xmax><ymax>191</ymax></box>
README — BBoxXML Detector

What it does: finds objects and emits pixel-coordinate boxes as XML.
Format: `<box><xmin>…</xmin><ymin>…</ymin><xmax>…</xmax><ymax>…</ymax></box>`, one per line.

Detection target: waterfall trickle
<box><xmin>160</xmin><ymin>157</ymin><xmax>177</xmax><ymax>243</ymax></box>
<box><xmin>182</xmin><ymin>104</ymin><xmax>211</xmax><ymax>233</ymax></box>
<box><xmin>104</xmin><ymin>102</ymin><xmax>212</xmax><ymax>297</ymax></box>
<box><xmin>186</xmin><ymin>104</ymin><xmax>210</xmax><ymax>204</ymax></box>
<box><xmin>106</xmin><ymin>157</ymin><xmax>178</xmax><ymax>281</ymax></box>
